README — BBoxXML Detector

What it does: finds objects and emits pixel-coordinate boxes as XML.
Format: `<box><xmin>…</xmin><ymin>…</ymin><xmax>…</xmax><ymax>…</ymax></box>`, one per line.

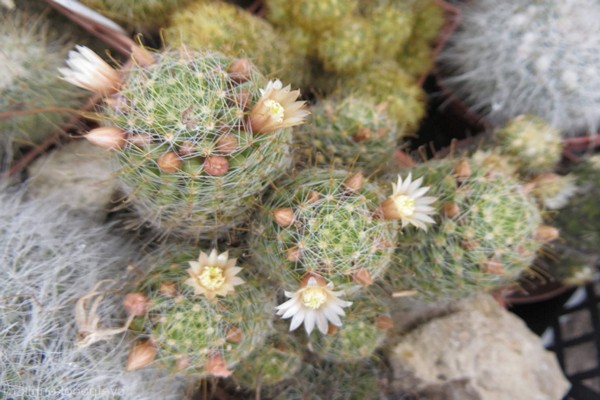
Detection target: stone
<box><xmin>387</xmin><ymin>295</ymin><xmax>570</xmax><ymax>400</ymax></box>
<box><xmin>27</xmin><ymin>140</ymin><xmax>118</xmax><ymax>221</ymax></box>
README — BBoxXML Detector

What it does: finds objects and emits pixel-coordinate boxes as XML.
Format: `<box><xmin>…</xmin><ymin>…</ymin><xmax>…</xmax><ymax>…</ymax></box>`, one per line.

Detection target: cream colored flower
<box><xmin>58</xmin><ymin>45</ymin><xmax>121</xmax><ymax>95</ymax></box>
<box><xmin>379</xmin><ymin>173</ymin><xmax>437</xmax><ymax>230</ymax></box>
<box><xmin>275</xmin><ymin>276</ymin><xmax>352</xmax><ymax>335</ymax></box>
<box><xmin>248</xmin><ymin>79</ymin><xmax>310</xmax><ymax>133</ymax></box>
<box><xmin>531</xmin><ymin>173</ymin><xmax>578</xmax><ymax>209</ymax></box>
<box><xmin>184</xmin><ymin>249</ymin><xmax>244</xmax><ymax>300</ymax></box>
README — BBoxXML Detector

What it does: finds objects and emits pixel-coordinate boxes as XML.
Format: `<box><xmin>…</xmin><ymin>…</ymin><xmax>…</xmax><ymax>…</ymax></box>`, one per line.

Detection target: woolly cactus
<box><xmin>296</xmin><ymin>95</ymin><xmax>399</xmax><ymax>172</ymax></box>
<box><xmin>0</xmin><ymin>9</ymin><xmax>87</xmax><ymax>165</ymax></box>
<box><xmin>439</xmin><ymin>0</ymin><xmax>600</xmax><ymax>135</ymax></box>
<box><xmin>136</xmin><ymin>247</ymin><xmax>274</xmax><ymax>376</ymax></box>
<box><xmin>67</xmin><ymin>49</ymin><xmax>308</xmax><ymax>239</ymax></box>
<box><xmin>250</xmin><ymin>168</ymin><xmax>398</xmax><ymax>292</ymax></box>
<box><xmin>164</xmin><ymin>1</ymin><xmax>304</xmax><ymax>87</ymax></box>
<box><xmin>494</xmin><ymin>115</ymin><xmax>563</xmax><ymax>176</ymax></box>
<box><xmin>317</xmin><ymin>17</ymin><xmax>375</xmax><ymax>74</ymax></box>
<box><xmin>385</xmin><ymin>158</ymin><xmax>547</xmax><ymax>300</ymax></box>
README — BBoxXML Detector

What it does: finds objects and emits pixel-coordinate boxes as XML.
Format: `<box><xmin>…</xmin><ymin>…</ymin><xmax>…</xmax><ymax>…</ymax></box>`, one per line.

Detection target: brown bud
<box><xmin>481</xmin><ymin>260</ymin><xmax>504</xmax><ymax>275</ymax></box>
<box><xmin>234</xmin><ymin>90</ymin><xmax>251</xmax><ymax>110</ymax></box>
<box><xmin>226</xmin><ymin>326</ymin><xmax>243</xmax><ymax>343</ymax></box>
<box><xmin>128</xmin><ymin>133</ymin><xmax>152</xmax><ymax>147</ymax></box>
<box><xmin>216</xmin><ymin>134</ymin><xmax>238</xmax><ymax>154</ymax></box>
<box><xmin>203</xmin><ymin>156</ymin><xmax>229</xmax><ymax>176</ymax></box>
<box><xmin>327</xmin><ymin>323</ymin><xmax>339</xmax><ymax>336</ymax></box>
<box><xmin>286</xmin><ymin>246</ymin><xmax>302</xmax><ymax>262</ymax></box>
<box><xmin>178</xmin><ymin>140</ymin><xmax>196</xmax><ymax>156</ymax></box>
<box><xmin>175</xmin><ymin>355</ymin><xmax>190</xmax><ymax>371</ymax></box>
<box><xmin>131</xmin><ymin>45</ymin><xmax>155</xmax><ymax>67</ymax></box>
<box><xmin>159</xmin><ymin>282</ymin><xmax>178</xmax><ymax>297</ymax></box>
<box><xmin>375</xmin><ymin>315</ymin><xmax>394</xmax><ymax>330</ymax></box>
<box><xmin>378</xmin><ymin>197</ymin><xmax>401</xmax><ymax>220</ymax></box>
<box><xmin>344</xmin><ymin>172</ymin><xmax>364</xmax><ymax>193</ymax></box>
<box><xmin>394</xmin><ymin>150</ymin><xmax>417</xmax><ymax>168</ymax></box>
<box><xmin>228</xmin><ymin>58</ymin><xmax>253</xmax><ymax>83</ymax></box>
<box><xmin>123</xmin><ymin>292</ymin><xmax>149</xmax><ymax>317</ymax></box>
<box><xmin>352</xmin><ymin>127</ymin><xmax>372</xmax><ymax>142</ymax></box>
<box><xmin>273</xmin><ymin>208</ymin><xmax>295</xmax><ymax>227</ymax></box>
<box><xmin>157</xmin><ymin>152</ymin><xmax>182</xmax><ymax>173</ymax></box>
<box><xmin>535</xmin><ymin>225</ymin><xmax>559</xmax><ymax>242</ymax></box>
<box><xmin>461</xmin><ymin>240</ymin><xmax>480</xmax><ymax>250</ymax></box>
<box><xmin>84</xmin><ymin>126</ymin><xmax>127</xmax><ymax>150</ymax></box>
<box><xmin>205</xmin><ymin>353</ymin><xmax>232</xmax><ymax>378</ymax></box>
<box><xmin>299</xmin><ymin>272</ymin><xmax>326</xmax><ymax>288</ymax></box>
<box><xmin>126</xmin><ymin>341</ymin><xmax>156</xmax><ymax>372</ymax></box>
<box><xmin>351</xmin><ymin>268</ymin><xmax>373</xmax><ymax>286</ymax></box>
<box><xmin>454</xmin><ymin>159</ymin><xmax>472</xmax><ymax>182</ymax></box>
<box><xmin>307</xmin><ymin>190</ymin><xmax>321</xmax><ymax>204</ymax></box>
<box><xmin>442</xmin><ymin>202</ymin><xmax>460</xmax><ymax>218</ymax></box>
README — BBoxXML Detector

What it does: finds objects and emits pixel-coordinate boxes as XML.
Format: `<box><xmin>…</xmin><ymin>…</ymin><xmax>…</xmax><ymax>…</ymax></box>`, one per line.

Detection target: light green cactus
<box><xmin>97</xmin><ymin>50</ymin><xmax>295</xmax><ymax>239</ymax></box>
<box><xmin>295</xmin><ymin>95</ymin><xmax>399</xmax><ymax>172</ymax></box>
<box><xmin>250</xmin><ymin>168</ymin><xmax>398</xmax><ymax>292</ymax></box>
<box><xmin>291</xmin><ymin>0</ymin><xmax>358</xmax><ymax>32</ymax></box>
<box><xmin>385</xmin><ymin>158</ymin><xmax>545</xmax><ymax>300</ymax></box>
<box><xmin>362</xmin><ymin>0</ymin><xmax>415</xmax><ymax>59</ymax></box>
<box><xmin>317</xmin><ymin>17</ymin><xmax>375</xmax><ymax>74</ymax></box>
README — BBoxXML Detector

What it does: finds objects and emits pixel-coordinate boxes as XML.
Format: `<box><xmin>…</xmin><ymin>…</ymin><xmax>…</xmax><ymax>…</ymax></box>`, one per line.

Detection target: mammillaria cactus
<box><xmin>133</xmin><ymin>247</ymin><xmax>275</xmax><ymax>376</ymax></box>
<box><xmin>295</xmin><ymin>95</ymin><xmax>399</xmax><ymax>172</ymax></box>
<box><xmin>385</xmin><ymin>158</ymin><xmax>551</xmax><ymax>300</ymax></box>
<box><xmin>60</xmin><ymin>47</ymin><xmax>308</xmax><ymax>239</ymax></box>
<box><xmin>439</xmin><ymin>0</ymin><xmax>600</xmax><ymax>135</ymax></box>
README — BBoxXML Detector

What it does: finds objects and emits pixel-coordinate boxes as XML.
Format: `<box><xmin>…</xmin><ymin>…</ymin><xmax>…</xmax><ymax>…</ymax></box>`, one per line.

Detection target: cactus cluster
<box><xmin>439</xmin><ymin>0</ymin><xmax>600</xmax><ymax>135</ymax></box>
<box><xmin>385</xmin><ymin>158</ymin><xmax>546</xmax><ymax>299</ymax></box>
<box><xmin>90</xmin><ymin>50</ymin><xmax>299</xmax><ymax>239</ymax></box>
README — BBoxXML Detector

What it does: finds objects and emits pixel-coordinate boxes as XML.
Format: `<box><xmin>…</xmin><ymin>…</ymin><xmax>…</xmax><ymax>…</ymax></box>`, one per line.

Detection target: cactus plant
<box><xmin>362</xmin><ymin>0</ymin><xmax>414</xmax><ymax>59</ymax></box>
<box><xmin>439</xmin><ymin>0</ymin><xmax>600</xmax><ymax>135</ymax></box>
<box><xmin>291</xmin><ymin>0</ymin><xmax>358</xmax><ymax>32</ymax></box>
<box><xmin>385</xmin><ymin>158</ymin><xmax>547</xmax><ymax>300</ymax></box>
<box><xmin>295</xmin><ymin>95</ymin><xmax>399</xmax><ymax>172</ymax></box>
<box><xmin>250</xmin><ymin>168</ymin><xmax>398</xmax><ymax>293</ymax></box>
<box><xmin>62</xmin><ymin>48</ymin><xmax>308</xmax><ymax>239</ymax></box>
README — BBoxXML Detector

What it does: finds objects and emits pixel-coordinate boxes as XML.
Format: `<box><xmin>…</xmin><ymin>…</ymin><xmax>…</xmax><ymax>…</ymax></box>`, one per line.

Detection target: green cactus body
<box><xmin>250</xmin><ymin>168</ymin><xmax>398</xmax><ymax>292</ymax></box>
<box><xmin>296</xmin><ymin>96</ymin><xmax>398</xmax><ymax>172</ymax></box>
<box><xmin>363</xmin><ymin>1</ymin><xmax>414</xmax><ymax>59</ymax></box>
<box><xmin>495</xmin><ymin>115</ymin><xmax>562</xmax><ymax>176</ymax></box>
<box><xmin>554</xmin><ymin>156</ymin><xmax>600</xmax><ymax>257</ymax></box>
<box><xmin>410</xmin><ymin>0</ymin><xmax>445</xmax><ymax>43</ymax></box>
<box><xmin>317</xmin><ymin>17</ymin><xmax>375</xmax><ymax>74</ymax></box>
<box><xmin>342</xmin><ymin>62</ymin><xmax>426</xmax><ymax>134</ymax></box>
<box><xmin>386</xmin><ymin>158</ymin><xmax>544</xmax><ymax>300</ymax></box>
<box><xmin>164</xmin><ymin>2</ymin><xmax>299</xmax><ymax>85</ymax></box>
<box><xmin>308</xmin><ymin>289</ymin><xmax>390</xmax><ymax>362</ymax></box>
<box><xmin>0</xmin><ymin>10</ymin><xmax>87</xmax><ymax>163</ymax></box>
<box><xmin>264</xmin><ymin>0</ymin><xmax>294</xmax><ymax>27</ymax></box>
<box><xmin>396</xmin><ymin>37</ymin><xmax>435</xmax><ymax>78</ymax></box>
<box><xmin>79</xmin><ymin>0</ymin><xmax>193</xmax><ymax>31</ymax></box>
<box><xmin>101</xmin><ymin>51</ymin><xmax>292</xmax><ymax>238</ymax></box>
<box><xmin>291</xmin><ymin>0</ymin><xmax>358</xmax><ymax>32</ymax></box>
<box><xmin>138</xmin><ymin>247</ymin><xmax>274</xmax><ymax>375</ymax></box>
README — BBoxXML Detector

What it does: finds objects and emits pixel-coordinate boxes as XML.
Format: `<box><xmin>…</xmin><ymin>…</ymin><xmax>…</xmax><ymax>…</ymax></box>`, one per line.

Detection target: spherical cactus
<box><xmin>61</xmin><ymin>48</ymin><xmax>308</xmax><ymax>239</ymax></box>
<box><xmin>439</xmin><ymin>0</ymin><xmax>600</xmax><ymax>135</ymax></box>
<box><xmin>396</xmin><ymin>37</ymin><xmax>435</xmax><ymax>78</ymax></box>
<box><xmin>295</xmin><ymin>95</ymin><xmax>399</xmax><ymax>172</ymax></box>
<box><xmin>342</xmin><ymin>62</ymin><xmax>426</xmax><ymax>134</ymax></box>
<box><xmin>164</xmin><ymin>1</ymin><xmax>299</xmax><ymax>86</ymax></box>
<box><xmin>494</xmin><ymin>115</ymin><xmax>563</xmax><ymax>176</ymax></box>
<box><xmin>362</xmin><ymin>1</ymin><xmax>414</xmax><ymax>59</ymax></box>
<box><xmin>291</xmin><ymin>0</ymin><xmax>358</xmax><ymax>32</ymax></box>
<box><xmin>385</xmin><ymin>158</ymin><xmax>547</xmax><ymax>300</ymax></box>
<box><xmin>317</xmin><ymin>17</ymin><xmax>375</xmax><ymax>74</ymax></box>
<box><xmin>135</xmin><ymin>247</ymin><xmax>275</xmax><ymax>376</ymax></box>
<box><xmin>264</xmin><ymin>0</ymin><xmax>293</xmax><ymax>27</ymax></box>
<box><xmin>0</xmin><ymin>9</ymin><xmax>87</xmax><ymax>164</ymax></box>
<box><xmin>79</xmin><ymin>0</ymin><xmax>193</xmax><ymax>32</ymax></box>
<box><xmin>410</xmin><ymin>0</ymin><xmax>445</xmax><ymax>43</ymax></box>
<box><xmin>250</xmin><ymin>168</ymin><xmax>398</xmax><ymax>293</ymax></box>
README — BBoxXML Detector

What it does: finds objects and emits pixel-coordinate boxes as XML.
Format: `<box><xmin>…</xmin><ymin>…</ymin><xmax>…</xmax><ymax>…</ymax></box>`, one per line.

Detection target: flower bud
<box><xmin>286</xmin><ymin>246</ymin><xmax>302</xmax><ymax>262</ymax></box>
<box><xmin>307</xmin><ymin>190</ymin><xmax>321</xmax><ymax>204</ymax></box>
<box><xmin>123</xmin><ymin>292</ymin><xmax>149</xmax><ymax>317</ymax></box>
<box><xmin>158</xmin><ymin>152</ymin><xmax>182</xmax><ymax>173</ymax></box>
<box><xmin>203</xmin><ymin>156</ymin><xmax>229</xmax><ymax>176</ymax></box>
<box><xmin>442</xmin><ymin>201</ymin><xmax>460</xmax><ymax>218</ymax></box>
<box><xmin>216</xmin><ymin>134</ymin><xmax>238</xmax><ymax>154</ymax></box>
<box><xmin>273</xmin><ymin>208</ymin><xmax>296</xmax><ymax>227</ymax></box>
<box><xmin>226</xmin><ymin>326</ymin><xmax>243</xmax><ymax>343</ymax></box>
<box><xmin>375</xmin><ymin>315</ymin><xmax>394</xmax><ymax>330</ymax></box>
<box><xmin>454</xmin><ymin>159</ymin><xmax>472</xmax><ymax>182</ymax></box>
<box><xmin>205</xmin><ymin>353</ymin><xmax>232</xmax><ymax>378</ymax></box>
<box><xmin>228</xmin><ymin>58</ymin><xmax>253</xmax><ymax>83</ymax></box>
<box><xmin>352</xmin><ymin>127</ymin><xmax>372</xmax><ymax>142</ymax></box>
<box><xmin>126</xmin><ymin>341</ymin><xmax>156</xmax><ymax>372</ymax></box>
<box><xmin>344</xmin><ymin>172</ymin><xmax>364</xmax><ymax>193</ymax></box>
<box><xmin>394</xmin><ymin>150</ymin><xmax>417</xmax><ymax>168</ymax></box>
<box><xmin>351</xmin><ymin>268</ymin><xmax>373</xmax><ymax>286</ymax></box>
<box><xmin>535</xmin><ymin>225</ymin><xmax>560</xmax><ymax>242</ymax></box>
<box><xmin>84</xmin><ymin>127</ymin><xmax>127</xmax><ymax>150</ymax></box>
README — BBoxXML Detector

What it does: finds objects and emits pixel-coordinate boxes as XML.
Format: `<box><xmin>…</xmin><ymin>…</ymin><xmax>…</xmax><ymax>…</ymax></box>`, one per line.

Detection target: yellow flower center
<box><xmin>393</xmin><ymin>195</ymin><xmax>415</xmax><ymax>217</ymax></box>
<box><xmin>264</xmin><ymin>99</ymin><xmax>285</xmax><ymax>123</ymax></box>
<box><xmin>301</xmin><ymin>287</ymin><xmax>327</xmax><ymax>309</ymax></box>
<box><xmin>199</xmin><ymin>266</ymin><xmax>226</xmax><ymax>290</ymax></box>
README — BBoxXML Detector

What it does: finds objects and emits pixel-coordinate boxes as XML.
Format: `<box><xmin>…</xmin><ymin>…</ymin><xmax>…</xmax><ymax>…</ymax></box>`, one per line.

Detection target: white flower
<box><xmin>531</xmin><ymin>173</ymin><xmax>578</xmax><ymax>210</ymax></box>
<box><xmin>184</xmin><ymin>249</ymin><xmax>245</xmax><ymax>300</ymax></box>
<box><xmin>379</xmin><ymin>173</ymin><xmax>438</xmax><ymax>230</ymax></box>
<box><xmin>248</xmin><ymin>79</ymin><xmax>310</xmax><ymax>133</ymax></box>
<box><xmin>58</xmin><ymin>45</ymin><xmax>121</xmax><ymax>95</ymax></box>
<box><xmin>275</xmin><ymin>276</ymin><xmax>352</xmax><ymax>335</ymax></box>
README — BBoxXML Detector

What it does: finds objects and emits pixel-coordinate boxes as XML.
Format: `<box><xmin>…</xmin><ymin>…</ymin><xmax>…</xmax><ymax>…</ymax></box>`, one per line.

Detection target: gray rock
<box><xmin>388</xmin><ymin>295</ymin><xmax>570</xmax><ymax>400</ymax></box>
<box><xmin>27</xmin><ymin>140</ymin><xmax>118</xmax><ymax>220</ymax></box>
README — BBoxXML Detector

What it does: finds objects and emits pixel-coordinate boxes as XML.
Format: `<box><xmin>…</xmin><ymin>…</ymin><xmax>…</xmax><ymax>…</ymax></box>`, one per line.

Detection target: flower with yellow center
<box><xmin>379</xmin><ymin>173</ymin><xmax>438</xmax><ymax>230</ymax></box>
<box><xmin>248</xmin><ymin>79</ymin><xmax>310</xmax><ymax>134</ymax></box>
<box><xmin>59</xmin><ymin>45</ymin><xmax>121</xmax><ymax>95</ymax></box>
<box><xmin>275</xmin><ymin>276</ymin><xmax>352</xmax><ymax>335</ymax></box>
<box><xmin>184</xmin><ymin>249</ymin><xmax>244</xmax><ymax>300</ymax></box>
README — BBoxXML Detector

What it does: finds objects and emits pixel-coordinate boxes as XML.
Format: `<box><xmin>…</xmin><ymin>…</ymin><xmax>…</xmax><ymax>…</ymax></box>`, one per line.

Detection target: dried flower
<box><xmin>59</xmin><ymin>45</ymin><xmax>121</xmax><ymax>95</ymax></box>
<box><xmin>184</xmin><ymin>249</ymin><xmax>244</xmax><ymax>300</ymax></box>
<box><xmin>126</xmin><ymin>341</ymin><xmax>157</xmax><ymax>371</ymax></box>
<box><xmin>275</xmin><ymin>276</ymin><xmax>352</xmax><ymax>335</ymax></box>
<box><xmin>248</xmin><ymin>80</ymin><xmax>309</xmax><ymax>134</ymax></box>
<box><xmin>84</xmin><ymin>126</ymin><xmax>127</xmax><ymax>150</ymax></box>
<box><xmin>379</xmin><ymin>173</ymin><xmax>438</xmax><ymax>230</ymax></box>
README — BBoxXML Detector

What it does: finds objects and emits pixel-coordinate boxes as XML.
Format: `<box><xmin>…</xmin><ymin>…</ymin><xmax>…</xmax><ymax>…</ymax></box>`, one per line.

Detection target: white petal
<box><xmin>316</xmin><ymin>312</ymin><xmax>328</xmax><ymax>334</ymax></box>
<box><xmin>322</xmin><ymin>305</ymin><xmax>342</xmax><ymax>326</ymax></box>
<box><xmin>289</xmin><ymin>309</ymin><xmax>305</xmax><ymax>331</ymax></box>
<box><xmin>304</xmin><ymin>310</ymin><xmax>316</xmax><ymax>334</ymax></box>
<box><xmin>281</xmin><ymin>301</ymin><xmax>302</xmax><ymax>319</ymax></box>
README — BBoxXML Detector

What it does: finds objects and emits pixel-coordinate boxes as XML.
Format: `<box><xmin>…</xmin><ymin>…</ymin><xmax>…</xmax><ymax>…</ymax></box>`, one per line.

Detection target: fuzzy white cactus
<box><xmin>439</xmin><ymin>0</ymin><xmax>600</xmax><ymax>136</ymax></box>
